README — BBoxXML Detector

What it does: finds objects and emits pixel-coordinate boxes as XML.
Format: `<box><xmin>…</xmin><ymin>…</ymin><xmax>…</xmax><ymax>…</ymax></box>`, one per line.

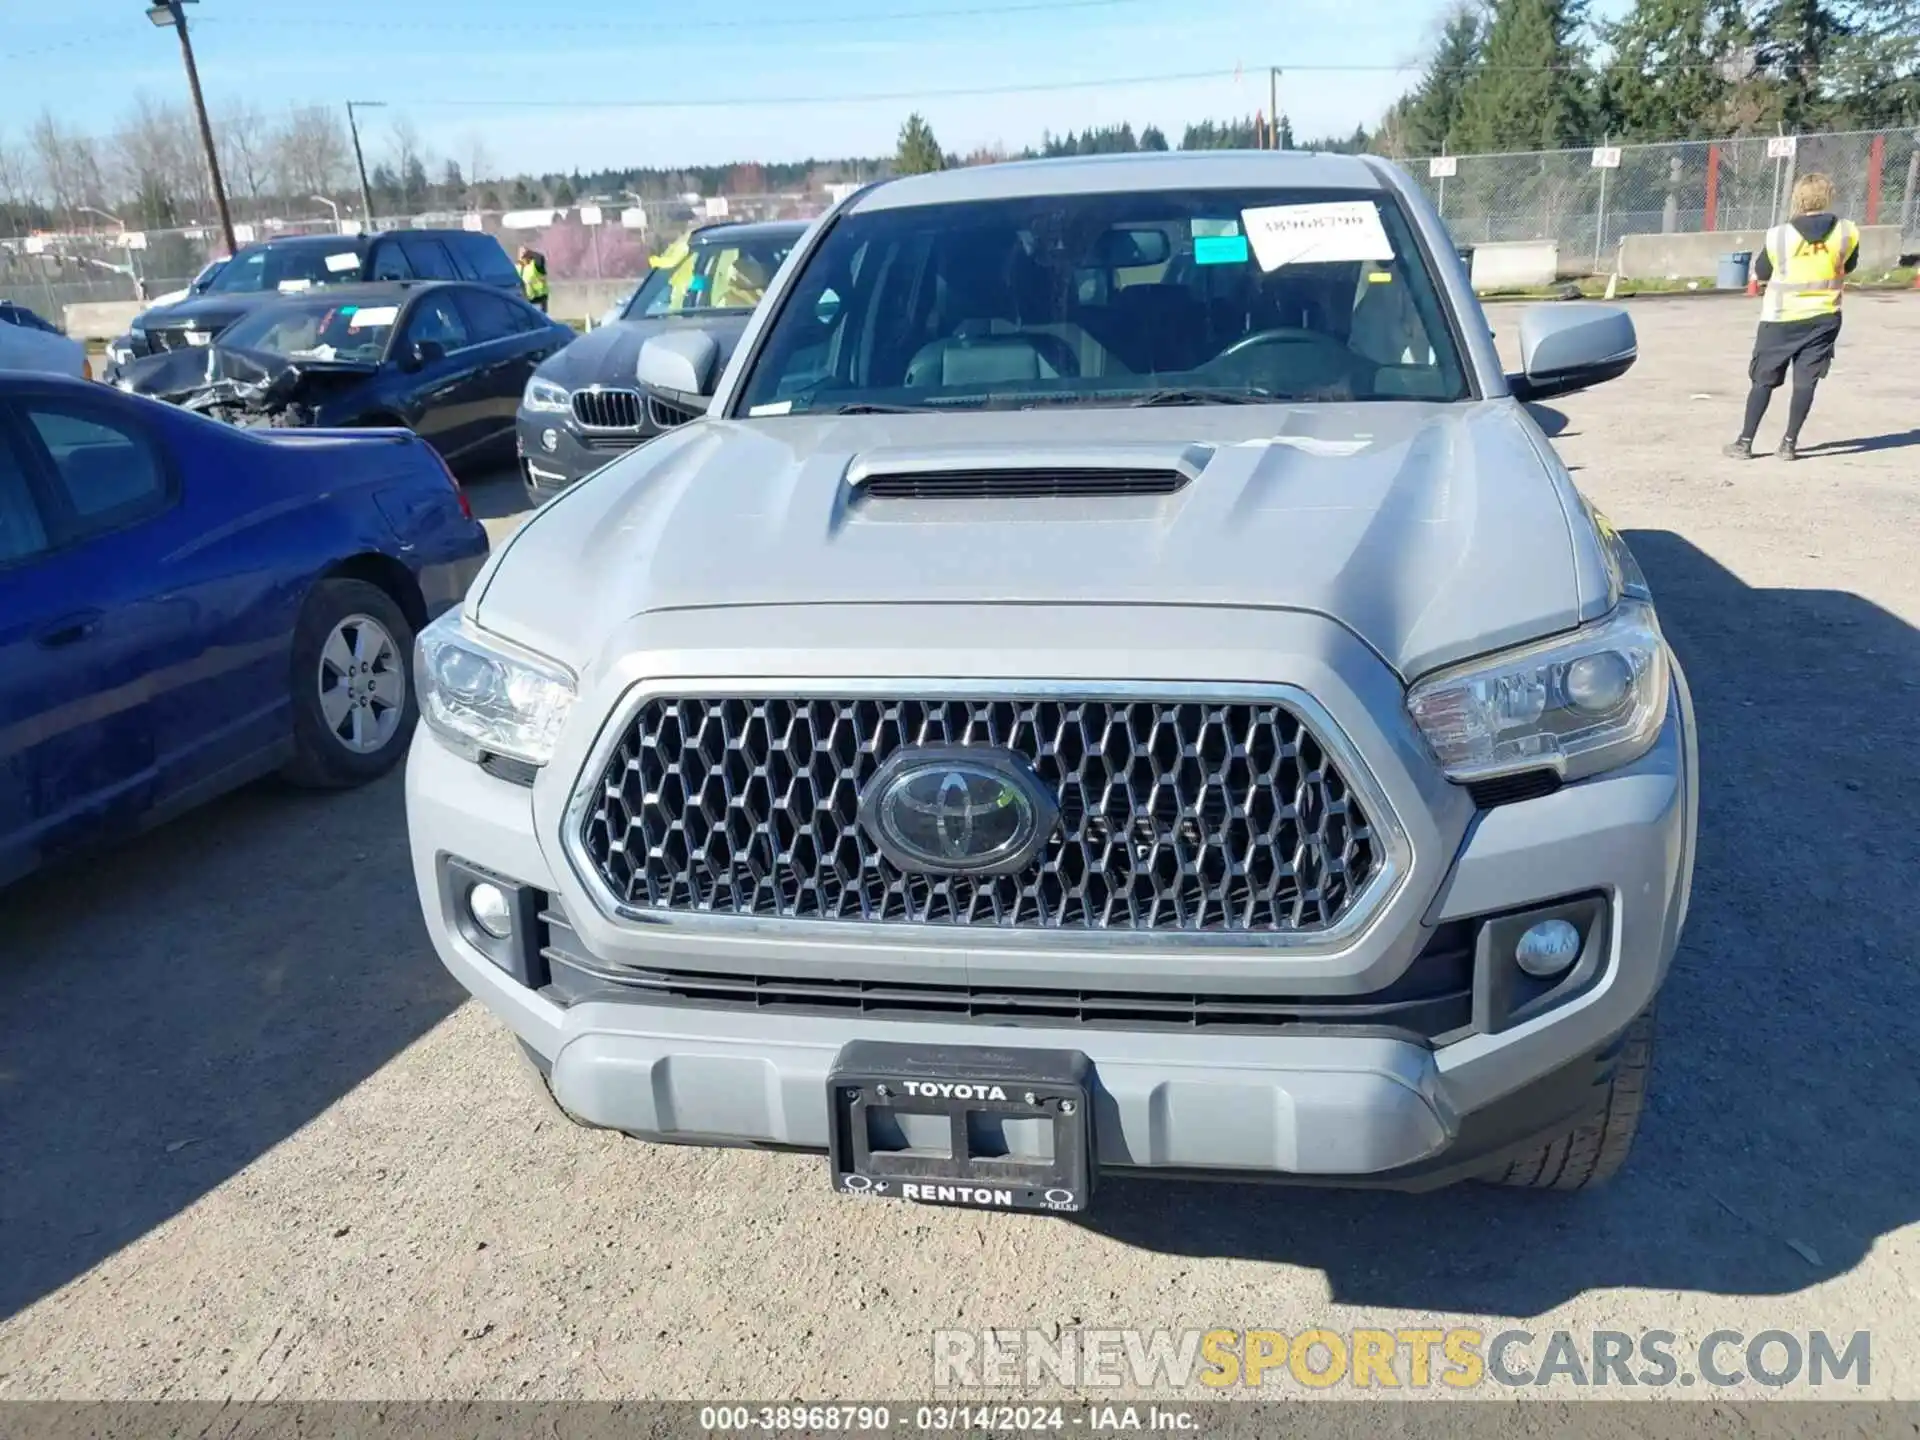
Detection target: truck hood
<box><xmin>475</xmin><ymin>402</ymin><xmax>1601</xmax><ymax>681</ymax></box>
<box><xmin>135</xmin><ymin>290</ymin><xmax>279</xmax><ymax>335</ymax></box>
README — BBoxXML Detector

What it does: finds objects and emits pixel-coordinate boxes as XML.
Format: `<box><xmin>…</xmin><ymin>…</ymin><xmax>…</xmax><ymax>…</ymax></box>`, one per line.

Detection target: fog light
<box><xmin>1514</xmin><ymin>918</ymin><xmax>1582</xmax><ymax>977</ymax></box>
<box><xmin>467</xmin><ymin>881</ymin><xmax>513</xmax><ymax>939</ymax></box>
<box><xmin>540</xmin><ymin>427</ymin><xmax>559</xmax><ymax>452</ymax></box>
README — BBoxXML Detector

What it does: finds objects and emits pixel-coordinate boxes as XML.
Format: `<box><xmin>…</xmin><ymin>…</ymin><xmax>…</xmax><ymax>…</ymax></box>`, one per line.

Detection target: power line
<box><xmin>355</xmin><ymin>67</ymin><xmax>1253</xmax><ymax>111</ymax></box>
<box><xmin>196</xmin><ymin>0</ymin><xmax>1160</xmax><ymax>37</ymax></box>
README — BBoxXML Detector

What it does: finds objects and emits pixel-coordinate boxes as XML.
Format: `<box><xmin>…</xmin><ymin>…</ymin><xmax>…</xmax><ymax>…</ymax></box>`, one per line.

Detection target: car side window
<box><xmin>367</xmin><ymin>240</ymin><xmax>413</xmax><ymax>281</ymax></box>
<box><xmin>402</xmin><ymin>294</ymin><xmax>472</xmax><ymax>352</ymax></box>
<box><xmin>400</xmin><ymin>236</ymin><xmax>459</xmax><ymax>280</ymax></box>
<box><xmin>458</xmin><ymin>235</ymin><xmax>522</xmax><ymax>286</ymax></box>
<box><xmin>0</xmin><ymin>427</ymin><xmax>50</xmax><ymax>566</ymax></box>
<box><xmin>456</xmin><ymin>289</ymin><xmax>530</xmax><ymax>342</ymax></box>
<box><xmin>21</xmin><ymin>403</ymin><xmax>170</xmax><ymax>535</ymax></box>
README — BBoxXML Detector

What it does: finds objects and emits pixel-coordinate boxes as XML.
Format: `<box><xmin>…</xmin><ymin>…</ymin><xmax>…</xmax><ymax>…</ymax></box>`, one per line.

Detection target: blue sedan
<box><xmin>0</xmin><ymin>373</ymin><xmax>490</xmax><ymax>887</ymax></box>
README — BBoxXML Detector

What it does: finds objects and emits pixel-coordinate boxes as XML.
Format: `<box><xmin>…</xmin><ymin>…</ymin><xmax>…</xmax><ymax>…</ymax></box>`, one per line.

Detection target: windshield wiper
<box><xmin>821</xmin><ymin>401</ymin><xmax>938</xmax><ymax>414</ymax></box>
<box><xmin>1123</xmin><ymin>386</ymin><xmax>1280</xmax><ymax>407</ymax></box>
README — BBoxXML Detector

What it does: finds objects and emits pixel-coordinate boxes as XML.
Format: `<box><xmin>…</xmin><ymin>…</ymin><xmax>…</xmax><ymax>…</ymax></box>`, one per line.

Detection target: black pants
<box><xmin>1739</xmin><ymin>313</ymin><xmax>1841</xmax><ymax>444</ymax></box>
<box><xmin>528</xmin><ymin>294</ymin><xmax>548</xmax><ymax>313</ymax></box>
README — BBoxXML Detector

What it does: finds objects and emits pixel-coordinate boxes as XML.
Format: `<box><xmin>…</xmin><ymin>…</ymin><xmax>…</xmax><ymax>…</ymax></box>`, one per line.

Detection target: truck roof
<box><xmin>850</xmin><ymin>149</ymin><xmax>1391</xmax><ymax>213</ymax></box>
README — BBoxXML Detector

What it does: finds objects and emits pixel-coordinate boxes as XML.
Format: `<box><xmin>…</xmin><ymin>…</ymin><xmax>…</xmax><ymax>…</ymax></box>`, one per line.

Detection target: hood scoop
<box><xmin>847</xmin><ymin>441</ymin><xmax>1212</xmax><ymax>500</ymax></box>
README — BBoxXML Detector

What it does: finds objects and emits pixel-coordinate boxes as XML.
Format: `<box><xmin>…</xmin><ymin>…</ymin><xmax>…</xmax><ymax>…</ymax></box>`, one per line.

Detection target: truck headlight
<box><xmin>415</xmin><ymin>610</ymin><xmax>576</xmax><ymax>767</ymax></box>
<box><xmin>1407</xmin><ymin>599</ymin><xmax>1669</xmax><ymax>783</ymax></box>
<box><xmin>523</xmin><ymin>376</ymin><xmax>571</xmax><ymax>413</ymax></box>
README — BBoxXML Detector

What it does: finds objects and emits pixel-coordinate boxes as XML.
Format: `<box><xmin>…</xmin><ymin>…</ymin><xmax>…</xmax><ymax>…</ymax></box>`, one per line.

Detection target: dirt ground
<box><xmin>2</xmin><ymin>296</ymin><xmax>1917</xmax><ymax>1405</ymax></box>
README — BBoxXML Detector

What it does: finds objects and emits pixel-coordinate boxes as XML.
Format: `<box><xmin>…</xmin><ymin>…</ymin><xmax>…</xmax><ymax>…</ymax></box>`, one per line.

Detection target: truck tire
<box><xmin>283</xmin><ymin>578</ymin><xmax>418</xmax><ymax>789</ymax></box>
<box><xmin>1485</xmin><ymin>1007</ymin><xmax>1655</xmax><ymax>1191</ymax></box>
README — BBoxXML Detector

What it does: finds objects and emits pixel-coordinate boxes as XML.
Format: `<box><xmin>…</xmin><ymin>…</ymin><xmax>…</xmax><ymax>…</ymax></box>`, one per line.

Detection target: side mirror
<box><xmin>637</xmin><ymin>330</ymin><xmax>720</xmax><ymax>397</ymax></box>
<box><xmin>403</xmin><ymin>338</ymin><xmax>446</xmax><ymax>371</ymax></box>
<box><xmin>1508</xmin><ymin>303</ymin><xmax>1636</xmax><ymax>402</ymax></box>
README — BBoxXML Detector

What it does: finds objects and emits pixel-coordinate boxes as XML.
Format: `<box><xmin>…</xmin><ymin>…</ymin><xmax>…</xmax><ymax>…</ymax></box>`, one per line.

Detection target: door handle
<box><xmin>37</xmin><ymin>610</ymin><xmax>103</xmax><ymax>647</ymax></box>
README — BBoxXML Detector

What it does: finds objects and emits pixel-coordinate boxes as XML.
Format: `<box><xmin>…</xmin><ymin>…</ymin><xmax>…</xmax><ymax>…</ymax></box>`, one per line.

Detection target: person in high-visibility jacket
<box><xmin>516</xmin><ymin>245</ymin><xmax>550</xmax><ymax>312</ymax></box>
<box><xmin>1724</xmin><ymin>173</ymin><xmax>1860</xmax><ymax>462</ymax></box>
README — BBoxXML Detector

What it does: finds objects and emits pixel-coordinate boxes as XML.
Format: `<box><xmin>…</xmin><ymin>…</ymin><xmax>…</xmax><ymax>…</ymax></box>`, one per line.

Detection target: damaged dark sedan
<box><xmin>120</xmin><ymin>280</ymin><xmax>573</xmax><ymax>469</ymax></box>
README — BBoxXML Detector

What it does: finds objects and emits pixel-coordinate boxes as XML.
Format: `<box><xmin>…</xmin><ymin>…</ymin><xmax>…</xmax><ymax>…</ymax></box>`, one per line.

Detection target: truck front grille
<box><xmin>578</xmin><ymin>694</ymin><xmax>1383</xmax><ymax>935</ymax></box>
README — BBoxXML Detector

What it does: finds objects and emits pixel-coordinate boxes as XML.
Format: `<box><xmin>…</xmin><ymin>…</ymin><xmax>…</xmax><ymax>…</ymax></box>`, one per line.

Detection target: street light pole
<box><xmin>346</xmin><ymin>101</ymin><xmax>384</xmax><ymax>229</ymax></box>
<box><xmin>146</xmin><ymin>0</ymin><xmax>237</xmax><ymax>257</ymax></box>
<box><xmin>311</xmin><ymin>193</ymin><xmax>341</xmax><ymax>229</ymax></box>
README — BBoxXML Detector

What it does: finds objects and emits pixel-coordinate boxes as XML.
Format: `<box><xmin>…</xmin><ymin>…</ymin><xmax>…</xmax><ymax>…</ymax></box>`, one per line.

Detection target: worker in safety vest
<box><xmin>1724</xmin><ymin>173</ymin><xmax>1860</xmax><ymax>462</ymax></box>
<box><xmin>516</xmin><ymin>245</ymin><xmax>550</xmax><ymax>312</ymax></box>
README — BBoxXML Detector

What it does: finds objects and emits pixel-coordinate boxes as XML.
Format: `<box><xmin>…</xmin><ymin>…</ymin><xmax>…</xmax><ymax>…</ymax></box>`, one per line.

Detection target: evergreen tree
<box><xmin>1277</xmin><ymin>113</ymin><xmax>1296</xmax><ymax>149</ymax></box>
<box><xmin>552</xmin><ymin>176</ymin><xmax>577</xmax><ymax>205</ymax></box>
<box><xmin>1760</xmin><ymin>0</ymin><xmax>1847</xmax><ymax>128</ymax></box>
<box><xmin>895</xmin><ymin>113</ymin><xmax>947</xmax><ymax>174</ymax></box>
<box><xmin>1829</xmin><ymin>0</ymin><xmax>1918</xmax><ymax>124</ymax></box>
<box><xmin>1402</xmin><ymin>4</ymin><xmax>1485</xmax><ymax>152</ymax></box>
<box><xmin>1598</xmin><ymin>0</ymin><xmax>1756</xmax><ymax>139</ymax></box>
<box><xmin>1454</xmin><ymin>0</ymin><xmax>1595</xmax><ymax>150</ymax></box>
<box><xmin>1140</xmin><ymin>124</ymin><xmax>1170</xmax><ymax>151</ymax></box>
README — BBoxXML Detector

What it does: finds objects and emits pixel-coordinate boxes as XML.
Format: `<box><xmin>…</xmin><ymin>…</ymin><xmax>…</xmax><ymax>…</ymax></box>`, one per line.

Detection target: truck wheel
<box><xmin>283</xmin><ymin>578</ymin><xmax>417</xmax><ymax>789</ymax></box>
<box><xmin>1485</xmin><ymin>1008</ymin><xmax>1655</xmax><ymax>1191</ymax></box>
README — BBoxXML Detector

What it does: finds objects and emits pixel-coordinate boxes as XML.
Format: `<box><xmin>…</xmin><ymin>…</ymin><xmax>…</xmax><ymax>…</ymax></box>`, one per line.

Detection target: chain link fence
<box><xmin>1405</xmin><ymin>127</ymin><xmax>1920</xmax><ymax>274</ymax></box>
<box><xmin>6</xmin><ymin>129</ymin><xmax>1917</xmax><ymax>318</ymax></box>
<box><xmin>0</xmin><ymin>193</ymin><xmax>826</xmax><ymax>316</ymax></box>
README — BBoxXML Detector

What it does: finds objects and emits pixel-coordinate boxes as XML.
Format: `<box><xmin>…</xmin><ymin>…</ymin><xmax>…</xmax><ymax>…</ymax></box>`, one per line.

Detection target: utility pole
<box><xmin>346</xmin><ymin>100</ymin><xmax>385</xmax><ymax>230</ymax></box>
<box><xmin>1270</xmin><ymin>67</ymin><xmax>1281</xmax><ymax>149</ymax></box>
<box><xmin>146</xmin><ymin>0</ymin><xmax>237</xmax><ymax>256</ymax></box>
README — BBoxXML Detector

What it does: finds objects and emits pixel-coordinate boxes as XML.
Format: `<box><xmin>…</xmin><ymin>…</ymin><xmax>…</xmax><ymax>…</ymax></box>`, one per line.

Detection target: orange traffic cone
<box><xmin>1746</xmin><ymin>273</ymin><xmax>1759</xmax><ymax>298</ymax></box>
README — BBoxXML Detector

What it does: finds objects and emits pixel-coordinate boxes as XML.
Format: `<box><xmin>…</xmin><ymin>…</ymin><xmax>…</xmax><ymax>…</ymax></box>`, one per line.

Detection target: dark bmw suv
<box><xmin>516</xmin><ymin>220</ymin><xmax>804</xmax><ymax>502</ymax></box>
<box><xmin>107</xmin><ymin>229</ymin><xmax>524</xmax><ymax>379</ymax></box>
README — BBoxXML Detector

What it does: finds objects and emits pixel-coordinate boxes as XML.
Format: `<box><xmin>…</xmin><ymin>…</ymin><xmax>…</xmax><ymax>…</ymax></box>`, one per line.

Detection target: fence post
<box><xmin>1705</xmin><ymin>143</ymin><xmax>1719</xmax><ymax>232</ymax></box>
<box><xmin>1594</xmin><ymin>135</ymin><xmax>1610</xmax><ymax>272</ymax></box>
<box><xmin>1867</xmin><ymin>133</ymin><xmax>1885</xmax><ymax>225</ymax></box>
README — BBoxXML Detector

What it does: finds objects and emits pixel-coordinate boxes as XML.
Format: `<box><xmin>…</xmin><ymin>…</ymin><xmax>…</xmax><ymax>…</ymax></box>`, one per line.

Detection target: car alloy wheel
<box><xmin>316</xmin><ymin>613</ymin><xmax>407</xmax><ymax>755</ymax></box>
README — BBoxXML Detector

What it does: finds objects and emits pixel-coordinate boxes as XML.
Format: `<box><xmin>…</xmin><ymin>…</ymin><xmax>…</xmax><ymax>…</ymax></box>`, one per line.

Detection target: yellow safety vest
<box><xmin>518</xmin><ymin>258</ymin><xmax>549</xmax><ymax>302</ymax></box>
<box><xmin>1760</xmin><ymin>219</ymin><xmax>1857</xmax><ymax>322</ymax></box>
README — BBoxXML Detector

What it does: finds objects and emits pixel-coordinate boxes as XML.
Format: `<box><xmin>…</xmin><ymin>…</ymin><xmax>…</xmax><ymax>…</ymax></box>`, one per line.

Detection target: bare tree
<box><xmin>274</xmin><ymin>105</ymin><xmax>349</xmax><ymax>204</ymax></box>
<box><xmin>219</xmin><ymin>100</ymin><xmax>274</xmax><ymax>219</ymax></box>
<box><xmin>389</xmin><ymin>114</ymin><xmax>431</xmax><ymax>213</ymax></box>
<box><xmin>29</xmin><ymin>109</ymin><xmax>97</xmax><ymax>225</ymax></box>
<box><xmin>107</xmin><ymin>95</ymin><xmax>190</xmax><ymax>227</ymax></box>
<box><xmin>463</xmin><ymin>130</ymin><xmax>492</xmax><ymax>190</ymax></box>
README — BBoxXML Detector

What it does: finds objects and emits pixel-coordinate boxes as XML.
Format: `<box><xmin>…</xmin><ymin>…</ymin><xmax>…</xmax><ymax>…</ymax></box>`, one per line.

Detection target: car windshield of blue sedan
<box><xmin>218</xmin><ymin>298</ymin><xmax>396</xmax><ymax>362</ymax></box>
<box><xmin>736</xmin><ymin>188</ymin><xmax>1468</xmax><ymax>413</ymax></box>
<box><xmin>203</xmin><ymin>242</ymin><xmax>364</xmax><ymax>294</ymax></box>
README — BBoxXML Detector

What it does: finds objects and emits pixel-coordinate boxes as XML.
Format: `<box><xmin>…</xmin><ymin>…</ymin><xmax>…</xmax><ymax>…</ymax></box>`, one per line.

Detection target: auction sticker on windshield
<box><xmin>1242</xmin><ymin>200</ymin><xmax>1393</xmax><ymax>271</ymax></box>
<box><xmin>325</xmin><ymin>252</ymin><xmax>361</xmax><ymax>273</ymax></box>
<box><xmin>348</xmin><ymin>306</ymin><xmax>397</xmax><ymax>330</ymax></box>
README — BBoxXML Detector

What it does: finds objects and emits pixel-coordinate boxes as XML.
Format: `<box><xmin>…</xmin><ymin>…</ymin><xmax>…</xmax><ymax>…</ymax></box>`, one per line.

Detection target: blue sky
<box><xmin>2</xmin><ymin>0</ymin><xmax>1473</xmax><ymax>176</ymax></box>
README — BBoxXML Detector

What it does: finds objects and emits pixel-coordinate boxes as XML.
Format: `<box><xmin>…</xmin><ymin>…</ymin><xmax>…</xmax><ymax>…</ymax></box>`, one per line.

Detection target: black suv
<box><xmin>108</xmin><ymin>229</ymin><xmax>524</xmax><ymax>376</ymax></box>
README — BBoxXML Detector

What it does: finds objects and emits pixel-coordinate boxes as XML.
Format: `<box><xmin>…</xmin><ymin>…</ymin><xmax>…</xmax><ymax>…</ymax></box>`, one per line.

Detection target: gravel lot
<box><xmin>3</xmin><ymin>296</ymin><xmax>1917</xmax><ymax>1404</ymax></box>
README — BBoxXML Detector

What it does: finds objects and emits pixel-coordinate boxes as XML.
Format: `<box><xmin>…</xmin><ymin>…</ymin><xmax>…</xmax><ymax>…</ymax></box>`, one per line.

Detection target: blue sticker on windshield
<box><xmin>1195</xmin><ymin>234</ymin><xmax>1250</xmax><ymax>265</ymax></box>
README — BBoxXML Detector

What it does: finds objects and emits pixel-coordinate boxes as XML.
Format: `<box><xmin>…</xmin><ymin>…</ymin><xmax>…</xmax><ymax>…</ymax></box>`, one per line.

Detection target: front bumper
<box><xmin>405</xmin><ymin>610</ymin><xmax>1697</xmax><ymax>1187</ymax></box>
<box><xmin>515</xmin><ymin>406</ymin><xmax>645</xmax><ymax>500</ymax></box>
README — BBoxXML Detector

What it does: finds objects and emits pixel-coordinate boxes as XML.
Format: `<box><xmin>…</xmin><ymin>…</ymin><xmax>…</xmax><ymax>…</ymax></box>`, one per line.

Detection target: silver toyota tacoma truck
<box><xmin>407</xmin><ymin>151</ymin><xmax>1697</xmax><ymax>1211</ymax></box>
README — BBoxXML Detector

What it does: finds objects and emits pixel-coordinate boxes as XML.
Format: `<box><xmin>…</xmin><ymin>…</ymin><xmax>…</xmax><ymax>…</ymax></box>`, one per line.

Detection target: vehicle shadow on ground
<box><xmin>1080</xmin><ymin>529</ymin><xmax>1920</xmax><ymax>1311</ymax></box>
<box><xmin>0</xmin><ymin>770</ymin><xmax>465</xmax><ymax>1322</ymax></box>
<box><xmin>461</xmin><ymin>463</ymin><xmax>532</xmax><ymax>522</ymax></box>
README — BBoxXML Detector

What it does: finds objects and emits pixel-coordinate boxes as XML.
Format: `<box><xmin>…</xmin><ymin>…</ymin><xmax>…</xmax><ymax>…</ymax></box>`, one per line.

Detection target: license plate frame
<box><xmin>826</xmin><ymin>1041</ymin><xmax>1093</xmax><ymax>1213</ymax></box>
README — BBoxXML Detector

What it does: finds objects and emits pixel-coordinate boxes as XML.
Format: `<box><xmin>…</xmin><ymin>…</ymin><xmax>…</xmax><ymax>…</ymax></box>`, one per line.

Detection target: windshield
<box><xmin>218</xmin><ymin>297</ymin><xmax>395</xmax><ymax>362</ymax></box>
<box><xmin>204</xmin><ymin>242</ymin><xmax>365</xmax><ymax>295</ymax></box>
<box><xmin>625</xmin><ymin>233</ymin><xmax>795</xmax><ymax>318</ymax></box>
<box><xmin>736</xmin><ymin>188</ymin><xmax>1468</xmax><ymax>413</ymax></box>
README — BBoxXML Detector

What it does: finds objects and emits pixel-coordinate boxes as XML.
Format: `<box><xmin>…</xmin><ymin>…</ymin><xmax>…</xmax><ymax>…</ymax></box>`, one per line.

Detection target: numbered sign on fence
<box><xmin>578</xmin><ymin>205</ymin><xmax>604</xmax><ymax>227</ymax></box>
<box><xmin>1428</xmin><ymin>155</ymin><xmax>1457</xmax><ymax>179</ymax></box>
<box><xmin>233</xmin><ymin>223</ymin><xmax>256</xmax><ymax>244</ymax></box>
<box><xmin>1591</xmin><ymin>146</ymin><xmax>1622</xmax><ymax>170</ymax></box>
<box><xmin>1767</xmin><ymin>135</ymin><xmax>1797</xmax><ymax>160</ymax></box>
